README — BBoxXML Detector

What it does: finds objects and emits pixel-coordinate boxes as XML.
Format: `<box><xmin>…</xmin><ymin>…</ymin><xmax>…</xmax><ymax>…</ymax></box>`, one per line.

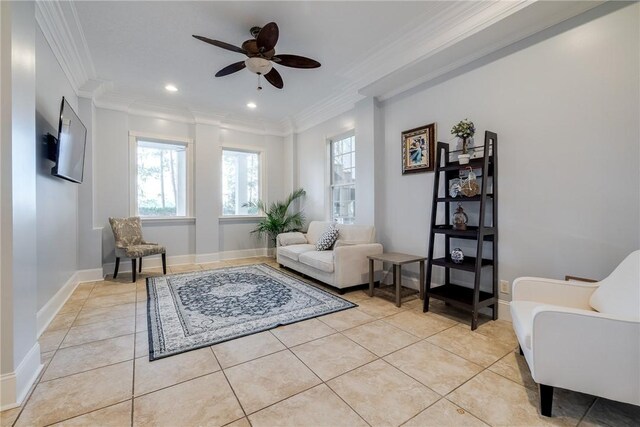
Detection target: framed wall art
<box><xmin>401</xmin><ymin>123</ymin><xmax>436</xmax><ymax>174</ymax></box>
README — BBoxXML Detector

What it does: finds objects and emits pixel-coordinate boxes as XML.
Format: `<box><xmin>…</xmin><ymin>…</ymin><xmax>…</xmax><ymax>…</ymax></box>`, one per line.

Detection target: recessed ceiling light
<box><xmin>247</xmin><ymin>102</ymin><xmax>257</xmax><ymax>109</ymax></box>
<box><xmin>165</xmin><ymin>84</ymin><xmax>178</xmax><ymax>92</ymax></box>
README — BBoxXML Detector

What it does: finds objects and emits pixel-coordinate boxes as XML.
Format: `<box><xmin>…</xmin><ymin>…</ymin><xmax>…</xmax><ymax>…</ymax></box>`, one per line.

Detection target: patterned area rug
<box><xmin>146</xmin><ymin>264</ymin><xmax>356</xmax><ymax>360</ymax></box>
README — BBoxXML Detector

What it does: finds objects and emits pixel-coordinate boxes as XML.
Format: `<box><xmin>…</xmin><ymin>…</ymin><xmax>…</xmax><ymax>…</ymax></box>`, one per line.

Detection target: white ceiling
<box><xmin>53</xmin><ymin>1</ymin><xmax>604</xmax><ymax>132</ymax></box>
<box><xmin>73</xmin><ymin>1</ymin><xmax>446</xmax><ymax>123</ymax></box>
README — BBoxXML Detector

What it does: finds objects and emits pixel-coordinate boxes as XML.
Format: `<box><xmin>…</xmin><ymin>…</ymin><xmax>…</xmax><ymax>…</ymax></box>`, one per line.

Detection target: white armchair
<box><xmin>510</xmin><ymin>250</ymin><xmax>640</xmax><ymax>417</ymax></box>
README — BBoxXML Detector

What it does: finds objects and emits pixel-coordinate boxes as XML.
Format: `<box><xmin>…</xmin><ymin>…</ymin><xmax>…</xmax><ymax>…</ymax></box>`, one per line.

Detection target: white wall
<box><xmin>296</xmin><ymin>4</ymin><xmax>640</xmax><ymax>292</ymax></box>
<box><xmin>35</xmin><ymin>25</ymin><xmax>79</xmax><ymax>310</ymax></box>
<box><xmin>94</xmin><ymin>108</ymin><xmax>287</xmax><ymax>269</ymax></box>
<box><xmin>295</xmin><ymin>111</ymin><xmax>355</xmax><ymax>224</ymax></box>
<box><xmin>0</xmin><ymin>0</ymin><xmax>41</xmax><ymax>409</ymax></box>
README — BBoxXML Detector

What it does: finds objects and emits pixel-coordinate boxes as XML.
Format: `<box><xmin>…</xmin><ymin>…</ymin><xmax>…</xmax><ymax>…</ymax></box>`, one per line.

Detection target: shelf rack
<box><xmin>423</xmin><ymin>131</ymin><xmax>498</xmax><ymax>330</ymax></box>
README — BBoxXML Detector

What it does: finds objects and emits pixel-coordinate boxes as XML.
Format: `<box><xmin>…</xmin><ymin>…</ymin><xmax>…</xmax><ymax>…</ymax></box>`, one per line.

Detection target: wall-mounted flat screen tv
<box><xmin>52</xmin><ymin>97</ymin><xmax>87</xmax><ymax>183</ymax></box>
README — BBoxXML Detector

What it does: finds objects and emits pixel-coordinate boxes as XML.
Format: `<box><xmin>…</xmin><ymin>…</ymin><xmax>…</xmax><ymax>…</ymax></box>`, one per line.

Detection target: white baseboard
<box><xmin>196</xmin><ymin>248</ymin><xmax>273</xmax><ymax>263</ymax></box>
<box><xmin>102</xmin><ymin>248</ymin><xmax>274</xmax><ymax>273</ymax></box>
<box><xmin>381</xmin><ymin>273</ymin><xmax>512</xmax><ymax>322</ymax></box>
<box><xmin>76</xmin><ymin>268</ymin><xmax>104</xmax><ymax>283</ymax></box>
<box><xmin>498</xmin><ymin>300</ymin><xmax>512</xmax><ymax>322</ymax></box>
<box><xmin>36</xmin><ymin>268</ymin><xmax>105</xmax><ymax>338</ymax></box>
<box><xmin>0</xmin><ymin>341</ymin><xmax>43</xmax><ymax>410</ymax></box>
<box><xmin>103</xmin><ymin>254</ymin><xmax>194</xmax><ymax>275</ymax></box>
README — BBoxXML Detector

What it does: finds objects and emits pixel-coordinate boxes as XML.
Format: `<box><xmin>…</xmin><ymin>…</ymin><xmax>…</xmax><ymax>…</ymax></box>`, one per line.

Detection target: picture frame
<box><xmin>401</xmin><ymin>123</ymin><xmax>436</xmax><ymax>174</ymax></box>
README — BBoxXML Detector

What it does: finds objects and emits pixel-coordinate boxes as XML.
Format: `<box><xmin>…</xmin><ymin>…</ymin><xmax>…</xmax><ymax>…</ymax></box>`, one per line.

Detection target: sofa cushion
<box><xmin>278</xmin><ymin>244</ymin><xmax>315</xmax><ymax>262</ymax></box>
<box><xmin>278</xmin><ymin>232</ymin><xmax>307</xmax><ymax>246</ymax></box>
<box><xmin>316</xmin><ymin>224</ymin><xmax>339</xmax><ymax>251</ymax></box>
<box><xmin>299</xmin><ymin>251</ymin><xmax>334</xmax><ymax>273</ymax></box>
<box><xmin>589</xmin><ymin>251</ymin><xmax>640</xmax><ymax>319</ymax></box>
<box><xmin>305</xmin><ymin>221</ymin><xmax>331</xmax><ymax>245</ymax></box>
<box><xmin>337</xmin><ymin>224</ymin><xmax>375</xmax><ymax>243</ymax></box>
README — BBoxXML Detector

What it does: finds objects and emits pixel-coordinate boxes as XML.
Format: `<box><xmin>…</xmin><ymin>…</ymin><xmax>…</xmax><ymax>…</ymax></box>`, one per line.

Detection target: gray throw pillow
<box><xmin>315</xmin><ymin>224</ymin><xmax>339</xmax><ymax>251</ymax></box>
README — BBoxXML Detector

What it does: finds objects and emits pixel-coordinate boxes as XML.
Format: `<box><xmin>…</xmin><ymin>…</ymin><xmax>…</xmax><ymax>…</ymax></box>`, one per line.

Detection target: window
<box><xmin>134</xmin><ymin>139</ymin><xmax>188</xmax><ymax>217</ymax></box>
<box><xmin>222</xmin><ymin>148</ymin><xmax>261</xmax><ymax>216</ymax></box>
<box><xmin>330</xmin><ymin>134</ymin><xmax>355</xmax><ymax>224</ymax></box>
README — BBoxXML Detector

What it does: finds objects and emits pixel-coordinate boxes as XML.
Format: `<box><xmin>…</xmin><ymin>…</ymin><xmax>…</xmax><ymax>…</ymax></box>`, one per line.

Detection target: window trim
<box><xmin>129</xmin><ymin>131</ymin><xmax>193</xmax><ymax>220</ymax></box>
<box><xmin>327</xmin><ymin>130</ymin><xmax>356</xmax><ymax>224</ymax></box>
<box><xmin>219</xmin><ymin>144</ymin><xmax>266</xmax><ymax>218</ymax></box>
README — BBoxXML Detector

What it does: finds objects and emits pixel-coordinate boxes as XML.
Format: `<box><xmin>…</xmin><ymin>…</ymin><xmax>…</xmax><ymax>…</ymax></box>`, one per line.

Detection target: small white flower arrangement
<box><xmin>451</xmin><ymin>119</ymin><xmax>476</xmax><ymax>139</ymax></box>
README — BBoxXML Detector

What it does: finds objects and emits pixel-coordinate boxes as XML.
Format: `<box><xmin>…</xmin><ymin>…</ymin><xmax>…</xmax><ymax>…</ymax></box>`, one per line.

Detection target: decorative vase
<box><xmin>451</xmin><ymin>248</ymin><xmax>464</xmax><ymax>264</ymax></box>
<box><xmin>458</xmin><ymin>154</ymin><xmax>470</xmax><ymax>165</ymax></box>
<box><xmin>452</xmin><ymin>203</ymin><xmax>468</xmax><ymax>230</ymax></box>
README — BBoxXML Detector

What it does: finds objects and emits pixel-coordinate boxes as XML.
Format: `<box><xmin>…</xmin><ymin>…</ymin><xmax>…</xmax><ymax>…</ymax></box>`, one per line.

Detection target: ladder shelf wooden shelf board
<box><xmin>423</xmin><ymin>131</ymin><xmax>498</xmax><ymax>330</ymax></box>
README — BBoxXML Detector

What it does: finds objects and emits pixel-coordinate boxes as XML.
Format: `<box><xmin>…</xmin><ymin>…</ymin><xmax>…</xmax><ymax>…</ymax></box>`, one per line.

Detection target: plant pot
<box><xmin>458</xmin><ymin>154</ymin><xmax>470</xmax><ymax>165</ymax></box>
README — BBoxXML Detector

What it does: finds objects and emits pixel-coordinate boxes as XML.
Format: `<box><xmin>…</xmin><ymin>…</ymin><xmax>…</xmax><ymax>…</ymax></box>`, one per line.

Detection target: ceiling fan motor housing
<box><xmin>245</xmin><ymin>57</ymin><xmax>273</xmax><ymax>75</ymax></box>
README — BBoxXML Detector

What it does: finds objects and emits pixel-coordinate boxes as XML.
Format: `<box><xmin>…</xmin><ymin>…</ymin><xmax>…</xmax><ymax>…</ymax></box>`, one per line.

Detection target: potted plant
<box><xmin>451</xmin><ymin>119</ymin><xmax>476</xmax><ymax>164</ymax></box>
<box><xmin>243</xmin><ymin>188</ymin><xmax>306</xmax><ymax>248</ymax></box>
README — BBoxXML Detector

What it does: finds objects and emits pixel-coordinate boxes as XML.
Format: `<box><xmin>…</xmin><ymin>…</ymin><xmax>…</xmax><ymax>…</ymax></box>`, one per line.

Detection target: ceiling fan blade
<box><xmin>272</xmin><ymin>54</ymin><xmax>320</xmax><ymax>69</ymax></box>
<box><xmin>257</xmin><ymin>22</ymin><xmax>279</xmax><ymax>52</ymax></box>
<box><xmin>192</xmin><ymin>35</ymin><xmax>246</xmax><ymax>54</ymax></box>
<box><xmin>215</xmin><ymin>61</ymin><xmax>246</xmax><ymax>77</ymax></box>
<box><xmin>264</xmin><ymin>68</ymin><xmax>283</xmax><ymax>89</ymax></box>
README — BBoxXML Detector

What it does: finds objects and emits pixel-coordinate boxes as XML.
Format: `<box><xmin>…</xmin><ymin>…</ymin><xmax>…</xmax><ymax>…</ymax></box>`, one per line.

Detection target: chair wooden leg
<box><xmin>161</xmin><ymin>253</ymin><xmax>167</xmax><ymax>275</ymax></box>
<box><xmin>132</xmin><ymin>259</ymin><xmax>137</xmax><ymax>283</ymax></box>
<box><xmin>539</xmin><ymin>384</ymin><xmax>554</xmax><ymax>417</ymax></box>
<box><xmin>113</xmin><ymin>257</ymin><xmax>120</xmax><ymax>279</ymax></box>
<box><xmin>138</xmin><ymin>257</ymin><xmax>142</xmax><ymax>273</ymax></box>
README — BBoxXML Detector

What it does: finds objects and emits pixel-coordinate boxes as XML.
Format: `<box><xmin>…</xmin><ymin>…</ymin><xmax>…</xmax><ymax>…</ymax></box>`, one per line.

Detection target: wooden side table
<box><xmin>367</xmin><ymin>252</ymin><xmax>427</xmax><ymax>307</ymax></box>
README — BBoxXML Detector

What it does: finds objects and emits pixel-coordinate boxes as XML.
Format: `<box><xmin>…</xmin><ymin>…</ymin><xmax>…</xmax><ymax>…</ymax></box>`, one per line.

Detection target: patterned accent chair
<box><xmin>109</xmin><ymin>216</ymin><xmax>166</xmax><ymax>282</ymax></box>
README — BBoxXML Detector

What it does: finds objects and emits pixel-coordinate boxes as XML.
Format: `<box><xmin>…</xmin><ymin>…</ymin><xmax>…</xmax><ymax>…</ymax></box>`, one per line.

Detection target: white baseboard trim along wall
<box><xmin>0</xmin><ymin>342</ymin><xmax>43</xmax><ymax>410</ymax></box>
<box><xmin>102</xmin><ymin>248</ymin><xmax>276</xmax><ymax>275</ymax></box>
<box><xmin>36</xmin><ymin>269</ymin><xmax>104</xmax><ymax>338</ymax></box>
<box><xmin>380</xmin><ymin>272</ymin><xmax>512</xmax><ymax>322</ymax></box>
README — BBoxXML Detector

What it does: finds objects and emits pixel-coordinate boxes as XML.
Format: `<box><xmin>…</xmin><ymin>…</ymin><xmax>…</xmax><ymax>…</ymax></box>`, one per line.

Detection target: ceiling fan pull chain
<box><xmin>257</xmin><ymin>74</ymin><xmax>263</xmax><ymax>91</ymax></box>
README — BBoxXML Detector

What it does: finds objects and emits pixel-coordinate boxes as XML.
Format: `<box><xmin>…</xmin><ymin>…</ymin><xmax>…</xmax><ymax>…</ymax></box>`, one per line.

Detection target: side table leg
<box><xmin>368</xmin><ymin>259</ymin><xmax>374</xmax><ymax>297</ymax></box>
<box><xmin>395</xmin><ymin>265</ymin><xmax>402</xmax><ymax>307</ymax></box>
<box><xmin>419</xmin><ymin>261</ymin><xmax>425</xmax><ymax>300</ymax></box>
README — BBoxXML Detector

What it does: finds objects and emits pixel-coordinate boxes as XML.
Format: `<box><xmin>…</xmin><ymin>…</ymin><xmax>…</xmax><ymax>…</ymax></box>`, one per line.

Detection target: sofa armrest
<box><xmin>512</xmin><ymin>277</ymin><xmax>598</xmax><ymax>310</ymax></box>
<box><xmin>333</xmin><ymin>243</ymin><xmax>383</xmax><ymax>286</ymax></box>
<box><xmin>531</xmin><ymin>306</ymin><xmax>640</xmax><ymax>404</ymax></box>
<box><xmin>277</xmin><ymin>232</ymin><xmax>307</xmax><ymax>247</ymax></box>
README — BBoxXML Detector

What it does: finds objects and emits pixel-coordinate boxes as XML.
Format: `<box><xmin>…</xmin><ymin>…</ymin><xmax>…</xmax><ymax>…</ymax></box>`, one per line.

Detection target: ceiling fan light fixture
<box><xmin>244</xmin><ymin>57</ymin><xmax>272</xmax><ymax>75</ymax></box>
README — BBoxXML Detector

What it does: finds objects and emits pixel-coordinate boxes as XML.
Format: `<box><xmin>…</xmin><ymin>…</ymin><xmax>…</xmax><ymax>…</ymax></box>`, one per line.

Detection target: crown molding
<box><xmin>94</xmin><ymin>93</ymin><xmax>287</xmax><ymax>137</ymax></box>
<box><xmin>35</xmin><ymin>0</ymin><xmax>96</xmax><ymax>95</ymax></box>
<box><xmin>289</xmin><ymin>1</ymin><xmax>531</xmax><ymax>133</ymax></box>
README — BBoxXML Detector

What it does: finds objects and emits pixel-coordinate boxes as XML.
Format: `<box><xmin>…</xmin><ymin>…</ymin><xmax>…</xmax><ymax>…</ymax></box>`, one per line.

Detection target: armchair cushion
<box><xmin>125</xmin><ymin>244</ymin><xmax>166</xmax><ymax>258</ymax></box>
<box><xmin>589</xmin><ymin>250</ymin><xmax>640</xmax><ymax>319</ymax></box>
<box><xmin>511</xmin><ymin>301</ymin><xmax>541</xmax><ymax>350</ymax></box>
<box><xmin>109</xmin><ymin>217</ymin><xmax>144</xmax><ymax>247</ymax></box>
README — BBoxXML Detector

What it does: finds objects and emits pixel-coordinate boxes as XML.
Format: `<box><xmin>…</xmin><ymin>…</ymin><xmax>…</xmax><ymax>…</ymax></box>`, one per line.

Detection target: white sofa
<box><xmin>276</xmin><ymin>221</ymin><xmax>383</xmax><ymax>291</ymax></box>
<box><xmin>510</xmin><ymin>250</ymin><xmax>640</xmax><ymax>417</ymax></box>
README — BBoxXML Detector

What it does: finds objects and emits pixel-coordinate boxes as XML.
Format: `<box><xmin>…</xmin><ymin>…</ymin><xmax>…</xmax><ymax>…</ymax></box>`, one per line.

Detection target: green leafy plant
<box><xmin>243</xmin><ymin>188</ymin><xmax>306</xmax><ymax>246</ymax></box>
<box><xmin>451</xmin><ymin>119</ymin><xmax>476</xmax><ymax>139</ymax></box>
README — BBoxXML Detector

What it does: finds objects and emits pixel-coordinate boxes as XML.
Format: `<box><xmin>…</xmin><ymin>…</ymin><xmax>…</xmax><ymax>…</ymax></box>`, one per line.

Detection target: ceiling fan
<box><xmin>193</xmin><ymin>22</ymin><xmax>321</xmax><ymax>90</ymax></box>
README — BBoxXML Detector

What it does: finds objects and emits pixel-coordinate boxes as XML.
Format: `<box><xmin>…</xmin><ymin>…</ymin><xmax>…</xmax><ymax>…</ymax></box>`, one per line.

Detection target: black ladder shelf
<box><xmin>423</xmin><ymin>131</ymin><xmax>498</xmax><ymax>330</ymax></box>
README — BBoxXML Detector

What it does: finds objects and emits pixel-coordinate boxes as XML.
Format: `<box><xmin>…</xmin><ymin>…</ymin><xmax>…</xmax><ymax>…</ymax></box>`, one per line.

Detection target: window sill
<box><xmin>141</xmin><ymin>217</ymin><xmax>196</xmax><ymax>225</ymax></box>
<box><xmin>219</xmin><ymin>215</ymin><xmax>266</xmax><ymax>222</ymax></box>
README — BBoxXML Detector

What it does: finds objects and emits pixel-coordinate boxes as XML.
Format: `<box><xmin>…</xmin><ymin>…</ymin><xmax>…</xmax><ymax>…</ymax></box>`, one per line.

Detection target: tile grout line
<box><xmin>269</xmin><ymin>330</ymin><xmax>373</xmax><ymax>427</ymax></box>
<box><xmin>39</xmin><ymin>398</ymin><xmax>132</xmax><ymax>427</ymax></box>
<box><xmin>131</xmin><ymin>282</ymin><xmax>141</xmax><ymax>427</ymax></box>
<box><xmin>208</xmin><ymin>346</ymin><xmax>250</xmax><ymax>422</ymax></box>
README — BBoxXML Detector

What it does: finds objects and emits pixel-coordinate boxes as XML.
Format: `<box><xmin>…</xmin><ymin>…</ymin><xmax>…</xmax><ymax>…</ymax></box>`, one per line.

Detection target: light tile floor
<box><xmin>2</xmin><ymin>257</ymin><xmax>639</xmax><ymax>427</ymax></box>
